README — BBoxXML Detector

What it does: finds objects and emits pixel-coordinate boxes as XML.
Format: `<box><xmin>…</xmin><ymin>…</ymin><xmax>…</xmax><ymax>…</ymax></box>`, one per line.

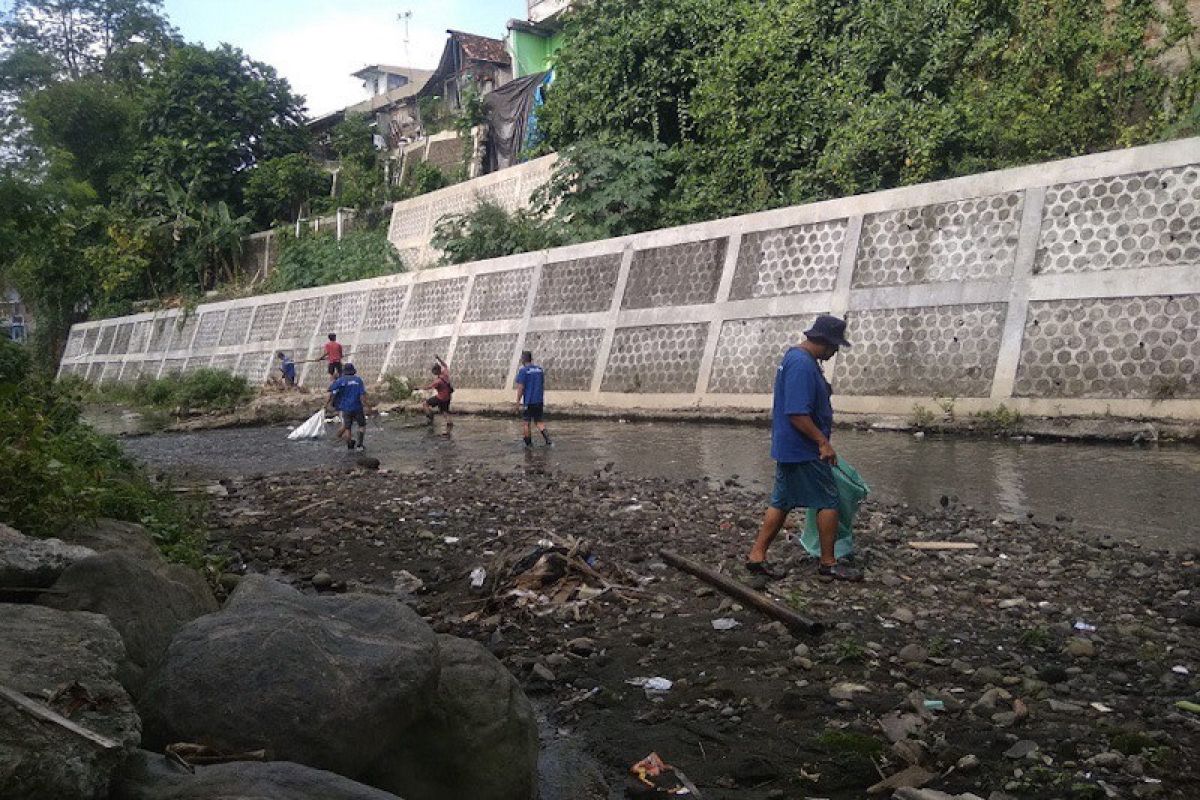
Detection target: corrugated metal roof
<box><xmin>448</xmin><ymin>30</ymin><xmax>511</xmax><ymax>65</ymax></box>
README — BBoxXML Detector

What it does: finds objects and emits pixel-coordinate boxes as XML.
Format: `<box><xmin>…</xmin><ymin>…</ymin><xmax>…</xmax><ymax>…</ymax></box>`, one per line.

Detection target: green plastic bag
<box><xmin>799</xmin><ymin>460</ymin><xmax>870</xmax><ymax>560</ymax></box>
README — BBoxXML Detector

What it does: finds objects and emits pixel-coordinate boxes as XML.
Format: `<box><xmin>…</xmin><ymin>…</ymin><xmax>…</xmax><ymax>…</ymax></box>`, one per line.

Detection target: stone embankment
<box><xmin>0</xmin><ymin>520</ymin><xmax>538</xmax><ymax>799</ymax></box>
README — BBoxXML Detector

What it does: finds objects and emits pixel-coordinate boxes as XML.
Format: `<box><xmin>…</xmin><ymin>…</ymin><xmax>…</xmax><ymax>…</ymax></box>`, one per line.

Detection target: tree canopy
<box><xmin>542</xmin><ymin>0</ymin><xmax>1200</xmax><ymax>226</ymax></box>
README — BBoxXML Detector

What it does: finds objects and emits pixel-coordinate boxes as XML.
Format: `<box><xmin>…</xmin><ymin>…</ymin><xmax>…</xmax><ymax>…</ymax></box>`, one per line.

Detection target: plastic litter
<box><xmin>1171</xmin><ymin>665</ymin><xmax>1189</xmax><ymax>675</ymax></box>
<box><xmin>1073</xmin><ymin>621</ymin><xmax>1098</xmax><ymax>632</ymax></box>
<box><xmin>287</xmin><ymin>409</ymin><xmax>326</xmax><ymax>440</ymax></box>
<box><xmin>799</xmin><ymin>460</ymin><xmax>870</xmax><ymax>560</ymax></box>
<box><xmin>469</xmin><ymin>567</ymin><xmax>487</xmax><ymax>589</ymax></box>
<box><xmin>443</xmin><ymin>536</ymin><xmax>460</xmax><ymax>545</ymax></box>
<box><xmin>1175</xmin><ymin>700</ymin><xmax>1200</xmax><ymax>714</ymax></box>
<box><xmin>923</xmin><ymin>700</ymin><xmax>946</xmax><ymax>711</ymax></box>
<box><xmin>1090</xmin><ymin>702</ymin><xmax>1114</xmax><ymax>713</ymax></box>
<box><xmin>628</xmin><ymin>752</ymin><xmax>701</xmax><ymax>797</ymax></box>
<box><xmin>627</xmin><ymin>676</ymin><xmax>673</xmax><ymax>698</ymax></box>
<box><xmin>711</xmin><ymin>618</ymin><xmax>740</xmax><ymax>631</ymax></box>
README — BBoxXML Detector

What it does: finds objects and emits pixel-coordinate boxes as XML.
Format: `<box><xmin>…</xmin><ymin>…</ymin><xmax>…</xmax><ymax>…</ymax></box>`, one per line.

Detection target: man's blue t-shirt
<box><xmin>516</xmin><ymin>364</ymin><xmax>545</xmax><ymax>405</ymax></box>
<box><xmin>281</xmin><ymin>357</ymin><xmax>295</xmax><ymax>381</ymax></box>
<box><xmin>329</xmin><ymin>375</ymin><xmax>366</xmax><ymax>412</ymax></box>
<box><xmin>770</xmin><ymin>347</ymin><xmax>833</xmax><ymax>463</ymax></box>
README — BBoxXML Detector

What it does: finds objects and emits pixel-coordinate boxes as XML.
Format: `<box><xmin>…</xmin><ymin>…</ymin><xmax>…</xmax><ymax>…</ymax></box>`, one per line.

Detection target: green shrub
<box><xmin>0</xmin><ymin>339</ymin><xmax>204</xmax><ymax>564</ymax></box>
<box><xmin>380</xmin><ymin>373</ymin><xmax>413</xmax><ymax>401</ymax></box>
<box><xmin>431</xmin><ymin>199</ymin><xmax>565</xmax><ymax>265</ymax></box>
<box><xmin>90</xmin><ymin>368</ymin><xmax>254</xmax><ymax>413</ymax></box>
<box><xmin>395</xmin><ymin>161</ymin><xmax>451</xmax><ymax>200</ymax></box>
<box><xmin>267</xmin><ymin>228</ymin><xmax>404</xmax><ymax>291</ymax></box>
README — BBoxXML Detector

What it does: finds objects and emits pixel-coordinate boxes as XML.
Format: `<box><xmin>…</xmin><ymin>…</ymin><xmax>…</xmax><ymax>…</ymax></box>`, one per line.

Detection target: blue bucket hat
<box><xmin>804</xmin><ymin>314</ymin><xmax>851</xmax><ymax>348</ymax></box>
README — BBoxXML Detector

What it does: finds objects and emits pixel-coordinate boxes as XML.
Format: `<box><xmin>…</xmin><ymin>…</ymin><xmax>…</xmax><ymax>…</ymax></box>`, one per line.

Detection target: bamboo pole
<box><xmin>659</xmin><ymin>550</ymin><xmax>825</xmax><ymax>637</ymax></box>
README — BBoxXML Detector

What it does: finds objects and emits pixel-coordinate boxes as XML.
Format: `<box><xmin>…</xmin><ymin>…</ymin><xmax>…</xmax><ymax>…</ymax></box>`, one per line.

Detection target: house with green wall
<box><xmin>506</xmin><ymin>1</ymin><xmax>572</xmax><ymax>78</ymax></box>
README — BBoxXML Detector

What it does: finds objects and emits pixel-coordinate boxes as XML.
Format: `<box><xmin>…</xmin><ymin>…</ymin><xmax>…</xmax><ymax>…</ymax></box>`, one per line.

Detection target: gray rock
<box><xmin>1003</xmin><ymin>740</ymin><xmax>1039</xmax><ymax>759</ymax></box>
<box><xmin>112</xmin><ymin>750</ymin><xmax>403</xmax><ymax>800</ymax></box>
<box><xmin>1064</xmin><ymin>638</ymin><xmax>1096</xmax><ymax>658</ymax></box>
<box><xmin>386</xmin><ymin>635</ymin><xmax>537</xmax><ymax>800</ymax></box>
<box><xmin>140</xmin><ymin>575</ymin><xmax>536</xmax><ymax>800</ymax></box>
<box><xmin>39</xmin><ymin>552</ymin><xmax>217</xmax><ymax>698</ymax></box>
<box><xmin>0</xmin><ymin>605</ymin><xmax>140</xmax><ymax>799</ymax></box>
<box><xmin>890</xmin><ymin>607</ymin><xmax>916</xmax><ymax>624</ymax></box>
<box><xmin>0</xmin><ymin>523</ymin><xmax>96</xmax><ymax>589</ymax></box>
<box><xmin>59</xmin><ymin>519</ymin><xmax>165</xmax><ymax>563</ymax></box>
<box><xmin>899</xmin><ymin>644</ymin><xmax>929</xmax><ymax>663</ymax></box>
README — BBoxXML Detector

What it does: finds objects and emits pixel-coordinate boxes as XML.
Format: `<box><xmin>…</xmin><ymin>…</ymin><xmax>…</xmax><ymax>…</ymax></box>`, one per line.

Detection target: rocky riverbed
<box><xmin>202</xmin><ymin>459</ymin><xmax>1200</xmax><ymax>800</ymax></box>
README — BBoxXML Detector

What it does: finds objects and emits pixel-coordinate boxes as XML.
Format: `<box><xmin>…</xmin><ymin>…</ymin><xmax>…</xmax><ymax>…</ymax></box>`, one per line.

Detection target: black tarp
<box><xmin>483</xmin><ymin>70</ymin><xmax>550</xmax><ymax>173</ymax></box>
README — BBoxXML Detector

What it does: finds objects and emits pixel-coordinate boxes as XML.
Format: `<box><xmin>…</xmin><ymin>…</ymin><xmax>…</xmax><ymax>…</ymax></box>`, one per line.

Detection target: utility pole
<box><xmin>398</xmin><ymin>10</ymin><xmax>412</xmax><ymax>65</ymax></box>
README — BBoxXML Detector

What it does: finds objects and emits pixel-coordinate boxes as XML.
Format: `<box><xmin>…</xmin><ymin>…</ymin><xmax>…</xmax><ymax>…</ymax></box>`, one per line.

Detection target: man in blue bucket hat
<box><xmin>746</xmin><ymin>314</ymin><xmax>863</xmax><ymax>582</ymax></box>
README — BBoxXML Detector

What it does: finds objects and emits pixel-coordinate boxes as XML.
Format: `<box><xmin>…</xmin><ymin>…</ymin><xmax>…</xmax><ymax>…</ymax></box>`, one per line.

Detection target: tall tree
<box><xmin>0</xmin><ymin>0</ymin><xmax>176</xmax><ymax>82</ymax></box>
<box><xmin>131</xmin><ymin>43</ymin><xmax>309</xmax><ymax>211</ymax></box>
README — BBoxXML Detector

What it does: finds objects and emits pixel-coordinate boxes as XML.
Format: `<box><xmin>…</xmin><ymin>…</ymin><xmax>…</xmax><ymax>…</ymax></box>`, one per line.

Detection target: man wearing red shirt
<box><xmin>423</xmin><ymin>355</ymin><xmax>453</xmax><ymax>435</ymax></box>
<box><xmin>320</xmin><ymin>333</ymin><xmax>344</xmax><ymax>378</ymax></box>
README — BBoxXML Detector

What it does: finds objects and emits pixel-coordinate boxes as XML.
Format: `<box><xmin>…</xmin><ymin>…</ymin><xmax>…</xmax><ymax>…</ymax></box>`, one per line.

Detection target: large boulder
<box><xmin>139</xmin><ymin>576</ymin><xmax>537</xmax><ymax>800</ymax></box>
<box><xmin>0</xmin><ymin>604</ymin><xmax>140</xmax><ymax>799</ymax></box>
<box><xmin>0</xmin><ymin>522</ymin><xmax>96</xmax><ymax>590</ymax></box>
<box><xmin>40</xmin><ymin>551</ymin><xmax>218</xmax><ymax>697</ymax></box>
<box><xmin>386</xmin><ymin>635</ymin><xmax>538</xmax><ymax>800</ymax></box>
<box><xmin>59</xmin><ymin>519</ymin><xmax>170</xmax><ymax>563</ymax></box>
<box><xmin>113</xmin><ymin>750</ymin><xmax>405</xmax><ymax>800</ymax></box>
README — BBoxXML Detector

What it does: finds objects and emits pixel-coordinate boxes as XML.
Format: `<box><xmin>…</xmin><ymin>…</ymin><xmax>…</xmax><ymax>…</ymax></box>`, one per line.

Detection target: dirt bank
<box><xmin>201</xmin><ymin>462</ymin><xmax>1200</xmax><ymax>800</ymax></box>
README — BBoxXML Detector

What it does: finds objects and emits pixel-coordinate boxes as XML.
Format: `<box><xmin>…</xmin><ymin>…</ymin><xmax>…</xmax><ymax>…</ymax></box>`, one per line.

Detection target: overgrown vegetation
<box><xmin>0</xmin><ymin>339</ymin><xmax>204</xmax><ymax>564</ymax></box>
<box><xmin>431</xmin><ymin>199</ymin><xmax>565</xmax><ymax>265</ymax></box>
<box><xmin>535</xmin><ymin>0</ymin><xmax>1198</xmax><ymax>230</ymax></box>
<box><xmin>83</xmin><ymin>368</ymin><xmax>254</xmax><ymax>413</ymax></box>
<box><xmin>266</xmin><ymin>228</ymin><xmax>404</xmax><ymax>291</ymax></box>
<box><xmin>380</xmin><ymin>373</ymin><xmax>414</xmax><ymax>401</ymax></box>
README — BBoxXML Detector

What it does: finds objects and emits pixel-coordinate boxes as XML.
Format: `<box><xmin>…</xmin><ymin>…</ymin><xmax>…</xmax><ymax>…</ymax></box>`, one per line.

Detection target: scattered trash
<box><xmin>392</xmin><ymin>570</ymin><xmax>425</xmax><ymax>595</ymax></box>
<box><xmin>711</xmin><ymin>618</ymin><xmax>740</xmax><ymax>631</ymax></box>
<box><xmin>1175</xmin><ymin>700</ymin><xmax>1200</xmax><ymax>714</ymax></box>
<box><xmin>1074</xmin><ymin>620</ymin><xmax>1098</xmax><ymax>632</ymax></box>
<box><xmin>627</xmin><ymin>676</ymin><xmax>673</xmax><ymax>698</ymax></box>
<box><xmin>628</xmin><ymin>752</ymin><xmax>701</xmax><ymax>797</ymax></box>
<box><xmin>1171</xmin><ymin>665</ymin><xmax>1189</xmax><ymax>675</ymax></box>
<box><xmin>443</xmin><ymin>536</ymin><xmax>460</xmax><ymax>545</ymax></box>
<box><xmin>1090</xmin><ymin>702</ymin><xmax>1114</xmax><ymax>713</ymax></box>
<box><xmin>469</xmin><ymin>567</ymin><xmax>487</xmax><ymax>590</ymax></box>
<box><xmin>923</xmin><ymin>699</ymin><xmax>946</xmax><ymax>711</ymax></box>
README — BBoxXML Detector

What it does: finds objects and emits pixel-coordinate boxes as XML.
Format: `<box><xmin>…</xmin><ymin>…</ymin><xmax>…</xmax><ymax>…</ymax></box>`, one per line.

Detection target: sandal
<box><xmin>745</xmin><ymin>560</ymin><xmax>785</xmax><ymax>580</ymax></box>
<box><xmin>818</xmin><ymin>562</ymin><xmax>864</xmax><ymax>582</ymax></box>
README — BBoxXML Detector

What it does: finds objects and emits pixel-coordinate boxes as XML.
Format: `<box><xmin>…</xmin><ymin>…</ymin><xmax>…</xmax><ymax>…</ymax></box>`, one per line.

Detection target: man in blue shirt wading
<box><xmin>747</xmin><ymin>315</ymin><xmax>863</xmax><ymax>582</ymax></box>
<box><xmin>515</xmin><ymin>350</ymin><xmax>552</xmax><ymax>448</ymax></box>
<box><xmin>326</xmin><ymin>363</ymin><xmax>372</xmax><ymax>451</ymax></box>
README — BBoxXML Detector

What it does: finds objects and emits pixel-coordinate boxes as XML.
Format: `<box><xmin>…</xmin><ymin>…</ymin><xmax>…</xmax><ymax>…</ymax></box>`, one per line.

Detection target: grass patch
<box><xmin>1020</xmin><ymin>625</ymin><xmax>1052</xmax><ymax>648</ymax></box>
<box><xmin>2</xmin><ymin>340</ymin><xmax>206</xmax><ymax>565</ymax></box>
<box><xmin>972</xmin><ymin>403</ymin><xmax>1024</xmax><ymax>433</ymax></box>
<box><xmin>814</xmin><ymin>730</ymin><xmax>885</xmax><ymax>791</ymax></box>
<box><xmin>832</xmin><ymin>639</ymin><xmax>866</xmax><ymax>664</ymax></box>
<box><xmin>80</xmin><ymin>368</ymin><xmax>254</xmax><ymax>414</ymax></box>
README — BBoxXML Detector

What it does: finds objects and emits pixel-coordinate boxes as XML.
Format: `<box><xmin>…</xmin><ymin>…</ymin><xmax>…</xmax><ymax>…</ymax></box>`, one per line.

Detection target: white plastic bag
<box><xmin>287</xmin><ymin>409</ymin><xmax>326</xmax><ymax>440</ymax></box>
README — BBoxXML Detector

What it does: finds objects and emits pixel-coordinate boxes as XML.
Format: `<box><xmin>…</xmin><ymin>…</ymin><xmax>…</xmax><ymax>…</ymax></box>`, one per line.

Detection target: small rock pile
<box><xmin>203</xmin><ymin>464</ymin><xmax>1200</xmax><ymax>800</ymax></box>
<box><xmin>0</xmin><ymin>519</ymin><xmax>539</xmax><ymax>800</ymax></box>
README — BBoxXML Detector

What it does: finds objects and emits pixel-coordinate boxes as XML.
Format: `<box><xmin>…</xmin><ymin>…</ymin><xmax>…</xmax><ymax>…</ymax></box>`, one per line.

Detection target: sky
<box><xmin>162</xmin><ymin>0</ymin><xmax>527</xmax><ymax>118</ymax></box>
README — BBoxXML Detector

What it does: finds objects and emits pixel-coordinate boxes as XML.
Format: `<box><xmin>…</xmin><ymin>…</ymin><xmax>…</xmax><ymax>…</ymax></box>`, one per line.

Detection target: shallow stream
<box><xmin>117</xmin><ymin>415</ymin><xmax>1200</xmax><ymax>551</ymax></box>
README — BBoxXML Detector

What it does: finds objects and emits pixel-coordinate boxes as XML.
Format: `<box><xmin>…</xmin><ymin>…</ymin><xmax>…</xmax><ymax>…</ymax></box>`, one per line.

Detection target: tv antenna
<box><xmin>398</xmin><ymin>10</ymin><xmax>412</xmax><ymax>65</ymax></box>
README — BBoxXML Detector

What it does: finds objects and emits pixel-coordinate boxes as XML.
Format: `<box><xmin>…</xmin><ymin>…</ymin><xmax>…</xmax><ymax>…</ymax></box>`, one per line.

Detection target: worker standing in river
<box><xmin>423</xmin><ymin>355</ymin><xmax>453</xmax><ymax>435</ymax></box>
<box><xmin>746</xmin><ymin>314</ymin><xmax>862</xmax><ymax>583</ymax></box>
<box><xmin>326</xmin><ymin>363</ymin><xmax>371</xmax><ymax>451</ymax></box>
<box><xmin>515</xmin><ymin>350</ymin><xmax>551</xmax><ymax>448</ymax></box>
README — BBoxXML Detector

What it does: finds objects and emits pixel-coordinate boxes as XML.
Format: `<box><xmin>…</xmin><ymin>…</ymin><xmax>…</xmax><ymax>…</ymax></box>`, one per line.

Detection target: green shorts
<box><xmin>770</xmin><ymin>461</ymin><xmax>838</xmax><ymax>512</ymax></box>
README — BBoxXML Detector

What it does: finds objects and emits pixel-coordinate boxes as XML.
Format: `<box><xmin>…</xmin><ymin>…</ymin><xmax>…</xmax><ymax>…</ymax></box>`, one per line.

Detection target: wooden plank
<box><xmin>908</xmin><ymin>541</ymin><xmax>979</xmax><ymax>551</ymax></box>
<box><xmin>0</xmin><ymin>684</ymin><xmax>122</xmax><ymax>750</ymax></box>
<box><xmin>659</xmin><ymin>549</ymin><xmax>824</xmax><ymax>637</ymax></box>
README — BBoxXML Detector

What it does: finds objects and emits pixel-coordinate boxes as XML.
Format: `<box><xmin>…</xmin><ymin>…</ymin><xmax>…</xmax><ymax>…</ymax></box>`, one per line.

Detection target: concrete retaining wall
<box><xmin>387</xmin><ymin>154</ymin><xmax>557</xmax><ymax>268</ymax></box>
<box><xmin>60</xmin><ymin>138</ymin><xmax>1200</xmax><ymax>422</ymax></box>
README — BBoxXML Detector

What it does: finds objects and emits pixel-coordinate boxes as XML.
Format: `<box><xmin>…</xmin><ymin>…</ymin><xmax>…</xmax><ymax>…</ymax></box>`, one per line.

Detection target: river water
<box><xmin>116</xmin><ymin>415</ymin><xmax>1200</xmax><ymax>551</ymax></box>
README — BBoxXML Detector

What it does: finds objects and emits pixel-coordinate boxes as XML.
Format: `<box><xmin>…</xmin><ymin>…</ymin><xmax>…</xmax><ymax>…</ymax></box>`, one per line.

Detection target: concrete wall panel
<box><xmin>60</xmin><ymin>138</ymin><xmax>1200</xmax><ymax>420</ymax></box>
